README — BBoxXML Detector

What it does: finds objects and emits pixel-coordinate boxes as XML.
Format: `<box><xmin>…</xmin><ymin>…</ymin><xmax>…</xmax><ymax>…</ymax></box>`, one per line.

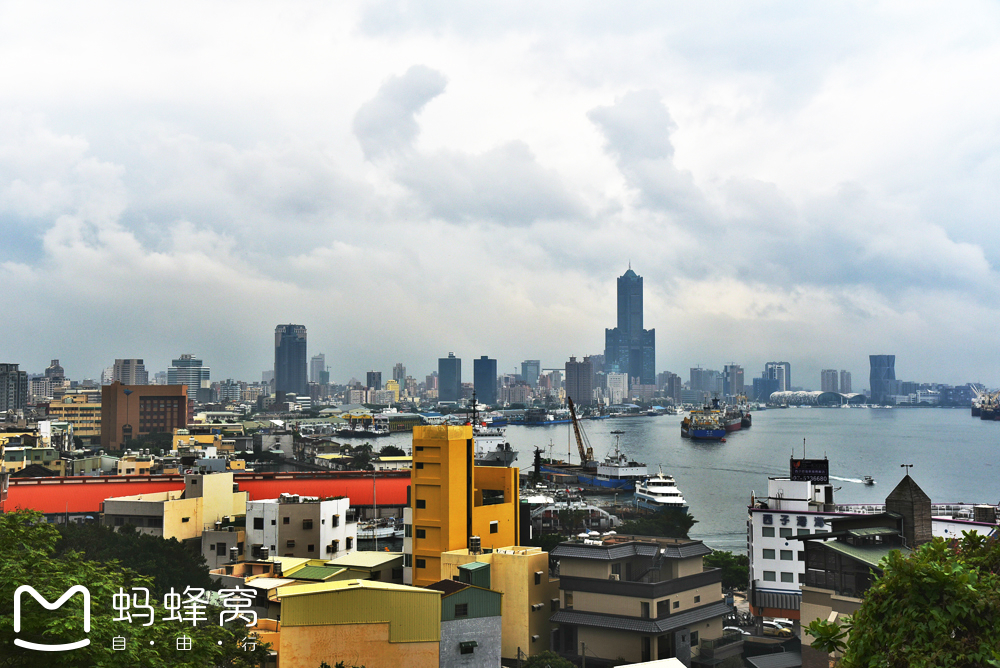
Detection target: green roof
<box><xmin>459</xmin><ymin>562</ymin><xmax>490</xmax><ymax>572</ymax></box>
<box><xmin>847</xmin><ymin>527</ymin><xmax>899</xmax><ymax>538</ymax></box>
<box><xmin>824</xmin><ymin>541</ymin><xmax>910</xmax><ymax>568</ymax></box>
<box><xmin>289</xmin><ymin>565</ymin><xmax>344</xmax><ymax>581</ymax></box>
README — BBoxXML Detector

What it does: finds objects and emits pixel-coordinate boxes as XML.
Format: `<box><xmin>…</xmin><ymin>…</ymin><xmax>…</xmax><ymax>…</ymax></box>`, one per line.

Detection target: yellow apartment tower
<box><xmin>408</xmin><ymin>425</ymin><xmax>519</xmax><ymax>587</ymax></box>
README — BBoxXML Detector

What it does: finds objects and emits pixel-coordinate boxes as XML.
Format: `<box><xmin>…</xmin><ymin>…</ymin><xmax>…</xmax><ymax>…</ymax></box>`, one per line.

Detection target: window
<box><xmin>416</xmin><ymin>499</ymin><xmax>426</xmax><ymax>509</ymax></box>
<box><xmin>779</xmin><ymin>528</ymin><xmax>792</xmax><ymax>538</ymax></box>
<box><xmin>216</xmin><ymin>542</ymin><xmax>226</xmax><ymax>555</ymax></box>
<box><xmin>459</xmin><ymin>641</ymin><xmax>477</xmax><ymax>654</ymax></box>
<box><xmin>641</xmin><ymin>602</ymin><xmax>650</xmax><ymax>619</ymax></box>
<box><xmin>762</xmin><ymin>549</ymin><xmax>775</xmax><ymax>559</ymax></box>
<box><xmin>781</xmin><ymin>572</ymin><xmax>794</xmax><ymax>583</ymax></box>
<box><xmin>181</xmin><ymin>517</ymin><xmax>190</xmax><ymax>523</ymax></box>
<box><xmin>404</xmin><ymin>554</ymin><xmax>412</xmax><ymax>567</ymax></box>
<box><xmin>455</xmin><ymin>603</ymin><xmax>468</xmax><ymax>617</ymax></box>
<box><xmin>114</xmin><ymin>516</ymin><xmax>125</xmax><ymax>526</ymax></box>
<box><xmin>253</xmin><ymin>517</ymin><xmax>264</xmax><ymax>530</ymax></box>
<box><xmin>331</xmin><ymin>515</ymin><xmax>340</xmax><ymax>527</ymax></box>
<box><xmin>673</xmin><ymin>601</ymin><xmax>680</xmax><ymax>609</ymax></box>
<box><xmin>416</xmin><ymin>446</ymin><xmax>424</xmax><ymax>451</ymax></box>
<box><xmin>283</xmin><ymin>517</ymin><xmax>290</xmax><ymax>525</ymax></box>
<box><xmin>780</xmin><ymin>550</ymin><xmax>793</xmax><ymax>561</ymax></box>
<box><xmin>303</xmin><ymin>519</ymin><xmax>313</xmax><ymax>530</ymax></box>
<box><xmin>564</xmin><ymin>592</ymin><xmax>573</xmax><ymax>610</ymax></box>
<box><xmin>694</xmin><ymin>595</ymin><xmax>701</xmax><ymax>603</ymax></box>
<box><xmin>346</xmin><ymin>537</ymin><xmax>353</xmax><ymax>549</ymax></box>
<box><xmin>761</xmin><ymin>527</ymin><xmax>775</xmax><ymax>537</ymax></box>
<box><xmin>690</xmin><ymin>631</ymin><xmax>699</xmax><ymax>647</ymax></box>
<box><xmin>307</xmin><ymin>544</ymin><xmax>315</xmax><ymax>552</ymax></box>
<box><xmin>763</xmin><ymin>571</ymin><xmax>776</xmax><ymax>581</ymax></box>
<box><xmin>416</xmin><ymin>462</ymin><xmax>424</xmax><ymax>469</ymax></box>
<box><xmin>551</xmin><ymin>599</ymin><xmax>560</xmax><ymax>612</ymax></box>
<box><xmin>286</xmin><ymin>540</ymin><xmax>295</xmax><ymax>548</ymax></box>
<box><xmin>535</xmin><ymin>571</ymin><xmax>542</xmax><ymax>585</ymax></box>
<box><xmin>416</xmin><ymin>558</ymin><xmax>426</xmax><ymax>569</ymax></box>
<box><xmin>416</xmin><ymin>529</ymin><xmax>426</xmax><ymax>539</ymax></box>
<box><xmin>331</xmin><ymin>540</ymin><xmax>339</xmax><ymax>553</ymax></box>
<box><xmin>611</xmin><ymin>562</ymin><xmax>621</xmax><ymax>576</ymax></box>
<box><xmin>404</xmin><ymin>524</ymin><xmax>412</xmax><ymax>538</ymax></box>
<box><xmin>271</xmin><ymin>519</ymin><xmax>276</xmax><ymax>525</ymax></box>
<box><xmin>798</xmin><ymin>529</ymin><xmax>811</xmax><ymax>536</ymax></box>
<box><xmin>490</xmin><ymin>521</ymin><xmax>498</xmax><ymax>534</ymax></box>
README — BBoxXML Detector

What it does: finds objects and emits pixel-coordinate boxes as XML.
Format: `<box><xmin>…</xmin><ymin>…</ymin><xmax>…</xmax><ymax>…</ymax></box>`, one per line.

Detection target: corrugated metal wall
<box><xmin>281</xmin><ymin>587</ymin><xmax>442</xmax><ymax>642</ymax></box>
<box><xmin>440</xmin><ymin>587</ymin><xmax>503</xmax><ymax>622</ymax></box>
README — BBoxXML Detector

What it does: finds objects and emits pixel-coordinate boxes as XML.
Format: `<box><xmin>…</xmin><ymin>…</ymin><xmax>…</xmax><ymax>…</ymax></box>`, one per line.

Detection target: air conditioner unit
<box><xmin>609</xmin><ymin>574</ymin><xmax>620</xmax><ymax>581</ymax></box>
<box><xmin>531</xmin><ymin>603</ymin><xmax>543</xmax><ymax>611</ymax></box>
<box><xmin>326</xmin><ymin>545</ymin><xmax>334</xmax><ymax>554</ymax></box>
<box><xmin>531</xmin><ymin>635</ymin><xmax>540</xmax><ymax>643</ymax></box>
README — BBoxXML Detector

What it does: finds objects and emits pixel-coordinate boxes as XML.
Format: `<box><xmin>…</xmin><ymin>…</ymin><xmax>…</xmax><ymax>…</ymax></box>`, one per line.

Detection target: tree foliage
<box><xmin>703</xmin><ymin>550</ymin><xmax>749</xmax><ymax>591</ymax></box>
<box><xmin>55</xmin><ymin>522</ymin><xmax>216</xmax><ymax>599</ymax></box>
<box><xmin>522</xmin><ymin>650</ymin><xmax>576</xmax><ymax>668</ymax></box>
<box><xmin>807</xmin><ymin>533</ymin><xmax>1000</xmax><ymax>668</ymax></box>
<box><xmin>378</xmin><ymin>444</ymin><xmax>406</xmax><ymax>457</ymax></box>
<box><xmin>616</xmin><ymin>507</ymin><xmax>697</xmax><ymax>540</ymax></box>
<box><xmin>0</xmin><ymin>509</ymin><xmax>269</xmax><ymax>668</ymax></box>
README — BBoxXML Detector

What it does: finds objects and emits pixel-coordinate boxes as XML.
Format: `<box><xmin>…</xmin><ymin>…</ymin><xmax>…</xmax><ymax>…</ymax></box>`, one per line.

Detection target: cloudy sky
<box><xmin>3</xmin><ymin>1</ymin><xmax>1000</xmax><ymax>389</ymax></box>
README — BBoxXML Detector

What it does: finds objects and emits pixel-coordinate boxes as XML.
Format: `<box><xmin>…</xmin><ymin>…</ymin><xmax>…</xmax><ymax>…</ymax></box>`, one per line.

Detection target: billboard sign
<box><xmin>790</xmin><ymin>458</ymin><xmax>829</xmax><ymax>483</ymax></box>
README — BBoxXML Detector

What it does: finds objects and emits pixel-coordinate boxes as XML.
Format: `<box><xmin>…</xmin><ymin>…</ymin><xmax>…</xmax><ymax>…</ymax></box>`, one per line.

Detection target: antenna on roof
<box><xmin>803</xmin><ymin>437</ymin><xmax>806</xmax><ymax>458</ymax></box>
<box><xmin>900</xmin><ymin>463</ymin><xmax>914</xmax><ymax>476</ymax></box>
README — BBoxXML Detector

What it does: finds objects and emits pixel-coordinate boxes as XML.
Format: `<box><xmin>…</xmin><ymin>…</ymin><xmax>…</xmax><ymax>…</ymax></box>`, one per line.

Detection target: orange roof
<box><xmin>5</xmin><ymin>472</ymin><xmax>410</xmax><ymax>514</ymax></box>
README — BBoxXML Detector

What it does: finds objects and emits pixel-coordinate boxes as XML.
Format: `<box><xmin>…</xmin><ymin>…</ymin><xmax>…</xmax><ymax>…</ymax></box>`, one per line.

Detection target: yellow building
<box><xmin>116</xmin><ymin>453</ymin><xmax>153</xmax><ymax>475</ymax></box>
<box><xmin>172</xmin><ymin>429</ymin><xmax>222</xmax><ymax>451</ymax></box>
<box><xmin>275</xmin><ymin>579</ymin><xmax>441</xmax><ymax>668</ymax></box>
<box><xmin>407</xmin><ymin>425</ymin><xmax>520</xmax><ymax>587</ymax></box>
<box><xmin>46</xmin><ymin>395</ymin><xmax>102</xmax><ymax>440</ymax></box>
<box><xmin>101</xmin><ymin>472</ymin><xmax>247</xmax><ymax>541</ymax></box>
<box><xmin>1</xmin><ymin>446</ymin><xmax>66</xmax><ymax>476</ymax></box>
<box><xmin>442</xmin><ymin>546</ymin><xmax>560</xmax><ymax>660</ymax></box>
<box><xmin>385</xmin><ymin>379</ymin><xmax>400</xmax><ymax>402</ymax></box>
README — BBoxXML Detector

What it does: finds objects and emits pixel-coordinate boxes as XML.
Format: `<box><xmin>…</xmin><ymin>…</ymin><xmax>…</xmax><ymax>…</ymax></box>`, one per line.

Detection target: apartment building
<box><xmin>246</xmin><ymin>495</ymin><xmax>358</xmax><ymax>560</ymax></box>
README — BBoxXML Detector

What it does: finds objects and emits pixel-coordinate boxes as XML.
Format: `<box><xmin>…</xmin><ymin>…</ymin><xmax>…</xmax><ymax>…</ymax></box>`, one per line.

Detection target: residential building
<box><xmin>246</xmin><ymin>495</ymin><xmax>358</xmax><ymax>560</ymax></box>
<box><xmin>201</xmin><ymin>522</ymin><xmax>247</xmax><ymax>570</ymax></box>
<box><xmin>820</xmin><ymin>369</ymin><xmax>839</xmax><ymax>393</ymax></box>
<box><xmin>310</xmin><ymin>354</ymin><xmax>326</xmax><ymax>384</ymax></box>
<box><xmin>550</xmin><ymin>535</ymin><xmax>731</xmax><ymax>666</ymax></box>
<box><xmin>869</xmin><ymin>355</ymin><xmax>896</xmax><ymax>404</ymax></box>
<box><xmin>0</xmin><ymin>363</ymin><xmax>28</xmax><ymax>412</ymax></box>
<box><xmin>29</xmin><ymin>377</ymin><xmax>52</xmax><ymax>403</ymax></box>
<box><xmin>438</xmin><ymin>353</ymin><xmax>462</xmax><ymax>403</ymax></box>
<box><xmin>405</xmin><ymin>425</ymin><xmax>520</xmax><ymax>587</ymax></box>
<box><xmin>839</xmin><ymin>370</ymin><xmax>852</xmax><ymax>394</ymax></box>
<box><xmin>116</xmin><ymin>452</ymin><xmax>153</xmax><ymax>475</ymax></box>
<box><xmin>275</xmin><ymin>324</ymin><xmax>308</xmax><ymax>396</ymax></box>
<box><xmin>100</xmin><ymin>382</ymin><xmax>188</xmax><ymax>450</ymax></box>
<box><xmin>2</xmin><ymin>446</ymin><xmax>66</xmax><ymax>476</ymax></box>
<box><xmin>367</xmin><ymin>370</ymin><xmax>383</xmax><ymax>391</ymax></box>
<box><xmin>101</xmin><ymin>472</ymin><xmax>247</xmax><ymax>541</ymax></box>
<box><xmin>428</xmin><ymin>562</ymin><xmax>504</xmax><ymax>667</ymax></box>
<box><xmin>275</xmin><ymin>580</ymin><xmax>441</xmax><ymax>668</ymax></box>
<box><xmin>473</xmin><ymin>356</ymin><xmax>498</xmax><ymax>406</ymax></box>
<box><xmin>565</xmin><ymin>356</ymin><xmax>593</xmax><ymax>406</ymax></box>
<box><xmin>605</xmin><ymin>267</ymin><xmax>656</xmax><ymax>385</ymax></box>
<box><xmin>521</xmin><ymin>360</ymin><xmax>541</xmax><ymax>389</ymax></box>
<box><xmin>763</xmin><ymin>362</ymin><xmax>791</xmax><ymax>392</ymax></box>
<box><xmin>112</xmin><ymin>359</ymin><xmax>149</xmax><ymax>385</ymax></box>
<box><xmin>442</xmin><ymin>546</ymin><xmax>558</xmax><ymax>662</ymax></box>
<box><xmin>607</xmin><ymin>372</ymin><xmax>628</xmax><ymax>404</ymax></box>
<box><xmin>168</xmin><ymin>354</ymin><xmax>211</xmax><ymax>402</ymax></box>
<box><xmin>46</xmin><ymin>394</ymin><xmax>102</xmax><ymax>441</ymax></box>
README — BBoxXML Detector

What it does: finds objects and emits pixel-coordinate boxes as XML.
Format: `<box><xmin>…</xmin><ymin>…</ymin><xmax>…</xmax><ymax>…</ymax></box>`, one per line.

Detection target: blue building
<box><xmin>439</xmin><ymin>353</ymin><xmax>462</xmax><ymax>403</ymax></box>
<box><xmin>473</xmin><ymin>356</ymin><xmax>498</xmax><ymax>406</ymax></box>
<box><xmin>604</xmin><ymin>267</ymin><xmax>655</xmax><ymax>386</ymax></box>
<box><xmin>869</xmin><ymin>355</ymin><xmax>896</xmax><ymax>405</ymax></box>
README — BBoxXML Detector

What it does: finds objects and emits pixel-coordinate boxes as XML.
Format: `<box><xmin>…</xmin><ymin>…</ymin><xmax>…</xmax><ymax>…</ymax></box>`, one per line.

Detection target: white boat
<box><xmin>863</xmin><ymin>475</ymin><xmax>875</xmax><ymax>486</ymax></box>
<box><xmin>357</xmin><ymin>517</ymin><xmax>404</xmax><ymax>540</ymax></box>
<box><xmin>635</xmin><ymin>467</ymin><xmax>688</xmax><ymax>513</ymax></box>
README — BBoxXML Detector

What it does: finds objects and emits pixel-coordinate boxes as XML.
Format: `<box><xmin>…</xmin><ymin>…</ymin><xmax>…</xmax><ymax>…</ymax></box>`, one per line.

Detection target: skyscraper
<box><xmin>520</xmin><ymin>360</ymin><xmax>541</xmax><ymax>388</ymax></box>
<box><xmin>820</xmin><ymin>369</ymin><xmax>839</xmax><ymax>393</ymax></box>
<box><xmin>723</xmin><ymin>364</ymin><xmax>744</xmax><ymax>397</ymax></box>
<box><xmin>473</xmin><ymin>356</ymin><xmax>498</xmax><ymax>406</ymax></box>
<box><xmin>392</xmin><ymin>362</ymin><xmax>406</xmax><ymax>387</ymax></box>
<box><xmin>565</xmin><ymin>356</ymin><xmax>594</xmax><ymax>406</ymax></box>
<box><xmin>438</xmin><ymin>353</ymin><xmax>461</xmax><ymax>403</ymax></box>
<box><xmin>274</xmin><ymin>324</ymin><xmax>308</xmax><ymax>396</ymax></box>
<box><xmin>168</xmin><ymin>354</ymin><xmax>211</xmax><ymax>402</ymax></box>
<box><xmin>840</xmin><ymin>370</ymin><xmax>852</xmax><ymax>394</ymax></box>
<box><xmin>310</xmin><ymin>354</ymin><xmax>326</xmax><ymax>384</ymax></box>
<box><xmin>604</xmin><ymin>267</ymin><xmax>655</xmax><ymax>385</ymax></box>
<box><xmin>113</xmin><ymin>359</ymin><xmax>148</xmax><ymax>385</ymax></box>
<box><xmin>869</xmin><ymin>355</ymin><xmax>896</xmax><ymax>405</ymax></box>
<box><xmin>0</xmin><ymin>363</ymin><xmax>28</xmax><ymax>412</ymax></box>
<box><xmin>366</xmin><ymin>371</ymin><xmax>382</xmax><ymax>391</ymax></box>
<box><xmin>764</xmin><ymin>362</ymin><xmax>791</xmax><ymax>392</ymax></box>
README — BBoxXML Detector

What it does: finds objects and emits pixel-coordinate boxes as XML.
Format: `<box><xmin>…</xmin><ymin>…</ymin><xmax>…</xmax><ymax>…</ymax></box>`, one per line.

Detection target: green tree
<box><xmin>703</xmin><ymin>550</ymin><xmax>749</xmax><ymax>591</ymax></box>
<box><xmin>0</xmin><ymin>509</ymin><xmax>269</xmax><ymax>668</ymax></box>
<box><xmin>378</xmin><ymin>444</ymin><xmax>406</xmax><ymax>457</ymax></box>
<box><xmin>529</xmin><ymin>532</ymin><xmax>566</xmax><ymax>553</ymax></box>
<box><xmin>807</xmin><ymin>533</ymin><xmax>1000</xmax><ymax>668</ymax></box>
<box><xmin>617</xmin><ymin>507</ymin><xmax>697</xmax><ymax>539</ymax></box>
<box><xmin>55</xmin><ymin>523</ymin><xmax>216</xmax><ymax>599</ymax></box>
<box><xmin>522</xmin><ymin>650</ymin><xmax>575</xmax><ymax>668</ymax></box>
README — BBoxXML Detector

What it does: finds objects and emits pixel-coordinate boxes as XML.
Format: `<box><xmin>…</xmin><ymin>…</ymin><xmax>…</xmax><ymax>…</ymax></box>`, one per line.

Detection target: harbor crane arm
<box><xmin>567</xmin><ymin>397</ymin><xmax>594</xmax><ymax>465</ymax></box>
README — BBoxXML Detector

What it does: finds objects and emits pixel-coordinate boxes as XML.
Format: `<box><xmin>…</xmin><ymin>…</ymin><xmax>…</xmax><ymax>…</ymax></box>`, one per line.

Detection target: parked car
<box><xmin>771</xmin><ymin>618</ymin><xmax>795</xmax><ymax>629</ymax></box>
<box><xmin>723</xmin><ymin>626</ymin><xmax>751</xmax><ymax>636</ymax></box>
<box><xmin>762</xmin><ymin>621</ymin><xmax>793</xmax><ymax>638</ymax></box>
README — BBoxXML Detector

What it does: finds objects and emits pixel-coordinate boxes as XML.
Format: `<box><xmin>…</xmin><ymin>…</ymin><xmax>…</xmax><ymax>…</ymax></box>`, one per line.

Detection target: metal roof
<box><xmin>327</xmin><ymin>551</ymin><xmax>404</xmax><ymax>569</ymax></box>
<box><xmin>287</xmin><ymin>565</ymin><xmax>343</xmax><ymax>581</ymax></box>
<box><xmin>746</xmin><ymin>651</ymin><xmax>803</xmax><ymax>668</ymax></box>
<box><xmin>847</xmin><ymin>527</ymin><xmax>899</xmax><ymax>537</ymax></box>
<box><xmin>245</xmin><ymin>577</ymin><xmax>296</xmax><ymax>590</ymax></box>
<box><xmin>752</xmin><ymin>590</ymin><xmax>801</xmax><ymax>611</ymax></box>
<box><xmin>278</xmin><ymin>579</ymin><xmax>439</xmax><ymax>599</ymax></box>
<box><xmin>551</xmin><ymin>600</ymin><xmax>730</xmax><ymax>634</ymax></box>
<box><xmin>550</xmin><ymin>540</ymin><xmax>710</xmax><ymax>561</ymax></box>
<box><xmin>823</xmin><ymin>540</ymin><xmax>907</xmax><ymax>568</ymax></box>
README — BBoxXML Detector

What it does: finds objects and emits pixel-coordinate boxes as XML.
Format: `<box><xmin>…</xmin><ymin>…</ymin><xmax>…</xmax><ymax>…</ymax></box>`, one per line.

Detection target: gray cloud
<box><xmin>353</xmin><ymin>65</ymin><xmax>448</xmax><ymax>161</ymax></box>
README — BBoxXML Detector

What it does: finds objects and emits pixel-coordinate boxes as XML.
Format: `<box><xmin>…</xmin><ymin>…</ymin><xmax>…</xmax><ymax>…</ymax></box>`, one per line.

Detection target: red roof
<box><xmin>4</xmin><ymin>472</ymin><xmax>410</xmax><ymax>514</ymax></box>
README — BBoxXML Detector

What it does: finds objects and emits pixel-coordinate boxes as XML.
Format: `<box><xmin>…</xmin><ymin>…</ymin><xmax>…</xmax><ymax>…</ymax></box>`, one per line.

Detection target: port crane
<box><xmin>567</xmin><ymin>397</ymin><xmax>595</xmax><ymax>467</ymax></box>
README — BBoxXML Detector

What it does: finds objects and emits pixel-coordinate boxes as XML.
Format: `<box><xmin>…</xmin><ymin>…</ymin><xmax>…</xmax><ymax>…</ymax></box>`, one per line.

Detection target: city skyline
<box><xmin>3</xmin><ymin>5</ymin><xmax>1000</xmax><ymax>388</ymax></box>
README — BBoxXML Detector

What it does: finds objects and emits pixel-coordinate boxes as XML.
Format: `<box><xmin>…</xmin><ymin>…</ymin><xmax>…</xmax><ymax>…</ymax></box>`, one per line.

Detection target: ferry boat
<box><xmin>634</xmin><ymin>467</ymin><xmax>688</xmax><ymax>512</ymax></box>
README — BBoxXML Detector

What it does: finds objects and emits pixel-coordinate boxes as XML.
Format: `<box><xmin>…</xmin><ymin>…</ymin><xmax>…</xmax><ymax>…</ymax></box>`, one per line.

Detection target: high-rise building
<box><xmin>392</xmin><ymin>362</ymin><xmax>406</xmax><ymax>387</ymax></box>
<box><xmin>840</xmin><ymin>370</ymin><xmax>852</xmax><ymax>394</ymax></box>
<box><xmin>438</xmin><ymin>353</ymin><xmax>461</xmax><ymax>403</ymax></box>
<box><xmin>310</xmin><ymin>354</ymin><xmax>326</xmax><ymax>384</ymax></box>
<box><xmin>764</xmin><ymin>362</ymin><xmax>791</xmax><ymax>392</ymax></box>
<box><xmin>101</xmin><ymin>381</ymin><xmax>188</xmax><ymax>450</ymax></box>
<box><xmin>168</xmin><ymin>354</ymin><xmax>211</xmax><ymax>402</ymax></box>
<box><xmin>113</xmin><ymin>359</ymin><xmax>148</xmax><ymax>385</ymax></box>
<box><xmin>723</xmin><ymin>364</ymin><xmax>744</xmax><ymax>397</ymax></box>
<box><xmin>869</xmin><ymin>355</ymin><xmax>896</xmax><ymax>405</ymax></box>
<box><xmin>604</xmin><ymin>267</ymin><xmax>655</xmax><ymax>385</ymax></box>
<box><xmin>565</xmin><ymin>356</ymin><xmax>594</xmax><ymax>406</ymax></box>
<box><xmin>606</xmin><ymin>372</ymin><xmax>628</xmax><ymax>404</ymax></box>
<box><xmin>45</xmin><ymin>359</ymin><xmax>65</xmax><ymax>381</ymax></box>
<box><xmin>0</xmin><ymin>363</ymin><xmax>29</xmax><ymax>412</ymax></box>
<box><xmin>820</xmin><ymin>369</ymin><xmax>839</xmax><ymax>393</ymax></box>
<box><xmin>274</xmin><ymin>324</ymin><xmax>308</xmax><ymax>396</ymax></box>
<box><xmin>473</xmin><ymin>356</ymin><xmax>498</xmax><ymax>406</ymax></box>
<box><xmin>690</xmin><ymin>367</ymin><xmax>722</xmax><ymax>394</ymax></box>
<box><xmin>520</xmin><ymin>360</ymin><xmax>541</xmax><ymax>388</ymax></box>
<box><xmin>366</xmin><ymin>371</ymin><xmax>382</xmax><ymax>391</ymax></box>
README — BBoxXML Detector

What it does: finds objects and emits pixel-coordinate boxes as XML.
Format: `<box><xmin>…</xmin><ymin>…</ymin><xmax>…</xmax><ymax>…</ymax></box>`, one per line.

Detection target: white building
<box><xmin>246</xmin><ymin>495</ymin><xmax>358</xmax><ymax>560</ymax></box>
<box><xmin>606</xmin><ymin>372</ymin><xmax>628</xmax><ymax>405</ymax></box>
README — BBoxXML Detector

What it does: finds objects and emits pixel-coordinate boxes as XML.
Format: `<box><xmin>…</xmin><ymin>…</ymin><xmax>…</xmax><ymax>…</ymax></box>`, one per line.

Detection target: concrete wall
<box><xmin>800</xmin><ymin>586</ymin><xmax>862</xmax><ymax>668</ymax></box>
<box><xmin>439</xmin><ymin>616</ymin><xmax>502</xmax><ymax>668</ymax></box>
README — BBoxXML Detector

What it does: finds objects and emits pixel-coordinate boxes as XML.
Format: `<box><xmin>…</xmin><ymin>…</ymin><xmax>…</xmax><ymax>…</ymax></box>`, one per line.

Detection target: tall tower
<box><xmin>274</xmin><ymin>324</ymin><xmax>308</xmax><ymax>396</ymax></box>
<box><xmin>0</xmin><ymin>363</ymin><xmax>28</xmax><ymax>412</ymax></box>
<box><xmin>310</xmin><ymin>354</ymin><xmax>326</xmax><ymax>384</ymax></box>
<box><xmin>604</xmin><ymin>268</ymin><xmax>655</xmax><ymax>385</ymax></box>
<box><xmin>820</xmin><ymin>369</ymin><xmax>839</xmax><ymax>393</ymax></box>
<box><xmin>869</xmin><ymin>355</ymin><xmax>896</xmax><ymax>405</ymax></box>
<box><xmin>520</xmin><ymin>360</ymin><xmax>541</xmax><ymax>388</ymax></box>
<box><xmin>113</xmin><ymin>359</ymin><xmax>148</xmax><ymax>385</ymax></box>
<box><xmin>473</xmin><ymin>356</ymin><xmax>498</xmax><ymax>406</ymax></box>
<box><xmin>438</xmin><ymin>353</ymin><xmax>462</xmax><ymax>403</ymax></box>
<box><xmin>168</xmin><ymin>354</ymin><xmax>211</xmax><ymax>402</ymax></box>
